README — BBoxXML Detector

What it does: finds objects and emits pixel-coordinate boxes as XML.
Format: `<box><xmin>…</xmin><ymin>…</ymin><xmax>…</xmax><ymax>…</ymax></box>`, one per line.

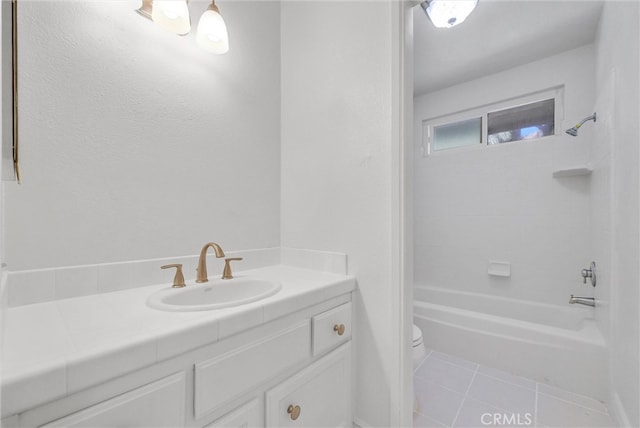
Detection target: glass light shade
<box><xmin>152</xmin><ymin>0</ymin><xmax>191</xmax><ymax>35</ymax></box>
<box><xmin>424</xmin><ymin>0</ymin><xmax>478</xmax><ymax>28</ymax></box>
<box><xmin>196</xmin><ymin>7</ymin><xmax>229</xmax><ymax>54</ymax></box>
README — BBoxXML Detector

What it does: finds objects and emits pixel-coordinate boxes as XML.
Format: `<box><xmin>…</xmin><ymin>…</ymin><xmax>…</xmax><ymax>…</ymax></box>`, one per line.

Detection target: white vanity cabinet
<box><xmin>6</xmin><ymin>296</ymin><xmax>353</xmax><ymax>428</ymax></box>
<box><xmin>202</xmin><ymin>302</ymin><xmax>353</xmax><ymax>428</ymax></box>
<box><xmin>204</xmin><ymin>399</ymin><xmax>262</xmax><ymax>428</ymax></box>
<box><xmin>265</xmin><ymin>343</ymin><xmax>351</xmax><ymax>428</ymax></box>
<box><xmin>41</xmin><ymin>372</ymin><xmax>186</xmax><ymax>428</ymax></box>
<box><xmin>194</xmin><ymin>321</ymin><xmax>311</xmax><ymax>419</ymax></box>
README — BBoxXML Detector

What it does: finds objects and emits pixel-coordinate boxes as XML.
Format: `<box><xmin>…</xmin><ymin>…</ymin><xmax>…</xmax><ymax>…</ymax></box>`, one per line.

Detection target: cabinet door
<box><xmin>205</xmin><ymin>399</ymin><xmax>262</xmax><ymax>428</ymax></box>
<box><xmin>265</xmin><ymin>342</ymin><xmax>351</xmax><ymax>428</ymax></box>
<box><xmin>194</xmin><ymin>320</ymin><xmax>310</xmax><ymax>419</ymax></box>
<box><xmin>42</xmin><ymin>372</ymin><xmax>186</xmax><ymax>427</ymax></box>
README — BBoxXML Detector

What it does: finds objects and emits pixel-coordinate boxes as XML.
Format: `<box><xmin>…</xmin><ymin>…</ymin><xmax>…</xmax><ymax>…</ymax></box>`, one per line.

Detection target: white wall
<box><xmin>593</xmin><ymin>2</ymin><xmax>639</xmax><ymax>425</ymax></box>
<box><xmin>0</xmin><ymin>1</ymin><xmax>4</xmax><ymax>419</ymax></box>
<box><xmin>280</xmin><ymin>2</ymin><xmax>397</xmax><ymax>425</ymax></box>
<box><xmin>3</xmin><ymin>0</ymin><xmax>281</xmax><ymax>270</ymax></box>
<box><xmin>413</xmin><ymin>45</ymin><xmax>595</xmax><ymax>306</ymax></box>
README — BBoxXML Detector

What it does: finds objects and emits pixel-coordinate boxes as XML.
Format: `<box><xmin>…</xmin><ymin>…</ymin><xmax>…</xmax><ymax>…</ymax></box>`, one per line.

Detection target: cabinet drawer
<box><xmin>194</xmin><ymin>320</ymin><xmax>310</xmax><ymax>419</ymax></box>
<box><xmin>311</xmin><ymin>302</ymin><xmax>351</xmax><ymax>356</ymax></box>
<box><xmin>42</xmin><ymin>372</ymin><xmax>186</xmax><ymax>427</ymax></box>
<box><xmin>265</xmin><ymin>342</ymin><xmax>351</xmax><ymax>427</ymax></box>
<box><xmin>205</xmin><ymin>399</ymin><xmax>262</xmax><ymax>428</ymax></box>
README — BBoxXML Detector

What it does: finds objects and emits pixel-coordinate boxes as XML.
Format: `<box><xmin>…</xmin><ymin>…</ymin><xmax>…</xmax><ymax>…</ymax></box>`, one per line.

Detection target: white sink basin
<box><xmin>147</xmin><ymin>277</ymin><xmax>282</xmax><ymax>312</ymax></box>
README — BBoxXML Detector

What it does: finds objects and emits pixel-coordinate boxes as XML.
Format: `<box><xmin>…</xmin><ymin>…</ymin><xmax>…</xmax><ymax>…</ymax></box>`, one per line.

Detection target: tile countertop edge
<box><xmin>0</xmin><ymin>265</ymin><xmax>356</xmax><ymax>417</ymax></box>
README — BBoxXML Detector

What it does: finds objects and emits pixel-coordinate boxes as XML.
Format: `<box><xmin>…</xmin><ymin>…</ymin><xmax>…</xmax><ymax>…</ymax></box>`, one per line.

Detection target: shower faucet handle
<box><xmin>581</xmin><ymin>261</ymin><xmax>596</xmax><ymax>287</ymax></box>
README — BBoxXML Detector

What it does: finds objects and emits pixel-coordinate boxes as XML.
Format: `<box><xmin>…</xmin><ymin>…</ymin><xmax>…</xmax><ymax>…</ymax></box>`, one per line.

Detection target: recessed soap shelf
<box><xmin>552</xmin><ymin>166</ymin><xmax>593</xmax><ymax>178</ymax></box>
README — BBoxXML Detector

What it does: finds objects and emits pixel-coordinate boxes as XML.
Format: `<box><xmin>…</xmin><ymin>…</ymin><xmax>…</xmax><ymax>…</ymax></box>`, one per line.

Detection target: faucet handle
<box><xmin>222</xmin><ymin>258</ymin><xmax>243</xmax><ymax>280</ymax></box>
<box><xmin>581</xmin><ymin>261</ymin><xmax>597</xmax><ymax>287</ymax></box>
<box><xmin>161</xmin><ymin>264</ymin><xmax>186</xmax><ymax>288</ymax></box>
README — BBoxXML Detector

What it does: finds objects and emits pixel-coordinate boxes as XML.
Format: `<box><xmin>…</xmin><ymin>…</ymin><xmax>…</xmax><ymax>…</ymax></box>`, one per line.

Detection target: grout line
<box><xmin>430</xmin><ymin>351</ymin><xmax>478</xmax><ymax>372</ymax></box>
<box><xmin>450</xmin><ymin>363</ymin><xmax>479</xmax><ymax>427</ymax></box>
<box><xmin>414</xmin><ymin>378</ymin><xmax>465</xmax><ymax>398</ymax></box>
<box><xmin>537</xmin><ymin>391</ymin><xmax>612</xmax><ymax>416</ymax></box>
<box><xmin>479</xmin><ymin>372</ymin><xmax>536</xmax><ymax>391</ymax></box>
<box><xmin>475</xmin><ymin>365</ymin><xmax>537</xmax><ymax>391</ymax></box>
<box><xmin>534</xmin><ymin>382</ymin><xmax>539</xmax><ymax>428</ymax></box>
<box><xmin>415</xmin><ymin>350</ymin><xmax>611</xmax><ymax>427</ymax></box>
<box><xmin>414</xmin><ymin>352</ymin><xmax>431</xmax><ymax>374</ymax></box>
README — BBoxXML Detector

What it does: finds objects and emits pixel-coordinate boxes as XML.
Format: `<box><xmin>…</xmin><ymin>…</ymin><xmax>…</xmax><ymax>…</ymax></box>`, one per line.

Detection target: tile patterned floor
<box><xmin>414</xmin><ymin>349</ymin><xmax>616</xmax><ymax>428</ymax></box>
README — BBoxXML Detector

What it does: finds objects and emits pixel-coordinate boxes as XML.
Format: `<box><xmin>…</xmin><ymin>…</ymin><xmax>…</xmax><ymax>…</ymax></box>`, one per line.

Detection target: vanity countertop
<box><xmin>0</xmin><ymin>265</ymin><xmax>356</xmax><ymax>417</ymax></box>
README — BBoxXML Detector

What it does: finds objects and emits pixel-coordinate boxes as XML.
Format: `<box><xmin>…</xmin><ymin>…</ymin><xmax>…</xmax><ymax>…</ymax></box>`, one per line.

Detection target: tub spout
<box><xmin>569</xmin><ymin>295</ymin><xmax>595</xmax><ymax>307</ymax></box>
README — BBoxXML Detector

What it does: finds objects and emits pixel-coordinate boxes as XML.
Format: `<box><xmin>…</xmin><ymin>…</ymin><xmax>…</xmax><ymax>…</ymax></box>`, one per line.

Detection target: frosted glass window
<box><xmin>487</xmin><ymin>98</ymin><xmax>554</xmax><ymax>145</ymax></box>
<box><xmin>432</xmin><ymin>117</ymin><xmax>482</xmax><ymax>151</ymax></box>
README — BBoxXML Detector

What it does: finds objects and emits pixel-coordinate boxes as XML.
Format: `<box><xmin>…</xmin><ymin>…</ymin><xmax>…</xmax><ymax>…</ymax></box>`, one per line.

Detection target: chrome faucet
<box><xmin>569</xmin><ymin>295</ymin><xmax>595</xmax><ymax>307</ymax></box>
<box><xmin>581</xmin><ymin>261</ymin><xmax>597</xmax><ymax>287</ymax></box>
<box><xmin>196</xmin><ymin>242</ymin><xmax>225</xmax><ymax>283</ymax></box>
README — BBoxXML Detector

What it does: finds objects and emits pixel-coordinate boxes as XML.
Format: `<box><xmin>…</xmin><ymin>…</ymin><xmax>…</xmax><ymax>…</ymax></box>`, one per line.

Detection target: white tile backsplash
<box><xmin>281</xmin><ymin>247</ymin><xmax>348</xmax><ymax>275</ymax></box>
<box><xmin>55</xmin><ymin>265</ymin><xmax>98</xmax><ymax>300</ymax></box>
<box><xmin>131</xmin><ymin>259</ymin><xmax>172</xmax><ymax>288</ymax></box>
<box><xmin>6</xmin><ymin>269</ymin><xmax>56</xmax><ymax>307</ymax></box>
<box><xmin>97</xmin><ymin>262</ymin><xmax>134</xmax><ymax>294</ymax></box>
<box><xmin>5</xmin><ymin>247</ymin><xmax>346</xmax><ymax>307</ymax></box>
<box><xmin>227</xmin><ymin>248</ymin><xmax>280</xmax><ymax>271</ymax></box>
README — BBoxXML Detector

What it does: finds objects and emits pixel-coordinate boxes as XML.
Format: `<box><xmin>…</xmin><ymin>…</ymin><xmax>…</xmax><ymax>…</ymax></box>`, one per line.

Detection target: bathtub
<box><xmin>414</xmin><ymin>285</ymin><xmax>608</xmax><ymax>400</ymax></box>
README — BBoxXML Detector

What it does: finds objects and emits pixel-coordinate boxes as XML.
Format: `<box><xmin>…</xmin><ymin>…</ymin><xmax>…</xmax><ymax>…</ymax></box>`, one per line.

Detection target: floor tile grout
<box><xmin>426</xmin><ymin>352</ymin><xmax>539</xmax><ymax>392</ymax></box>
<box><xmin>450</xmin><ymin>364</ymin><xmax>479</xmax><ymax>427</ymax></box>
<box><xmin>414</xmin><ymin>350</ymin><xmax>614</xmax><ymax>428</ymax></box>
<box><xmin>537</xmin><ymin>391</ymin><xmax>611</xmax><ymax>415</ymax></box>
<box><xmin>534</xmin><ymin>382</ymin><xmax>539</xmax><ymax>428</ymax></box>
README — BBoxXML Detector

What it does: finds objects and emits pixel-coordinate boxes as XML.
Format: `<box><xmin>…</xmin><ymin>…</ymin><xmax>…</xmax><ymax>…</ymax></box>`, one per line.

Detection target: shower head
<box><xmin>565</xmin><ymin>112</ymin><xmax>596</xmax><ymax>136</ymax></box>
<box><xmin>565</xmin><ymin>127</ymin><xmax>579</xmax><ymax>137</ymax></box>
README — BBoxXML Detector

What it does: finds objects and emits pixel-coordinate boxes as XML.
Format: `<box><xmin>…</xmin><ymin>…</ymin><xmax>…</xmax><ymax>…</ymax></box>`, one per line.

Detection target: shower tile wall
<box><xmin>413</xmin><ymin>44</ymin><xmax>596</xmax><ymax>306</ymax></box>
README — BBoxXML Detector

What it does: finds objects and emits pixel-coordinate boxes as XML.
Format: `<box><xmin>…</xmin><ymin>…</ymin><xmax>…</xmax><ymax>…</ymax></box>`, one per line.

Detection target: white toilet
<box><xmin>412</xmin><ymin>324</ymin><xmax>426</xmax><ymax>370</ymax></box>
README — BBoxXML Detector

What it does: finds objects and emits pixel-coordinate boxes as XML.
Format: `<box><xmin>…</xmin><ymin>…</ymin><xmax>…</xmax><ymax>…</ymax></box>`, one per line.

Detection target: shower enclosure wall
<box><xmin>413</xmin><ymin>44</ymin><xmax>605</xmax><ymax>398</ymax></box>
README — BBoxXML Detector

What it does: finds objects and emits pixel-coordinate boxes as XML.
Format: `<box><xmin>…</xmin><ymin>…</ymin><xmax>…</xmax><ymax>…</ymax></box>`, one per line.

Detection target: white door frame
<box><xmin>389</xmin><ymin>1</ymin><xmax>414</xmax><ymax>426</ymax></box>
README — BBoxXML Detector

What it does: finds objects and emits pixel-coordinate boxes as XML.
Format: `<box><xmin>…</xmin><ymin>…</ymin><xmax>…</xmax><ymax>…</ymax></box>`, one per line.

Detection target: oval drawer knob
<box><xmin>287</xmin><ymin>404</ymin><xmax>301</xmax><ymax>421</ymax></box>
<box><xmin>333</xmin><ymin>324</ymin><xmax>346</xmax><ymax>336</ymax></box>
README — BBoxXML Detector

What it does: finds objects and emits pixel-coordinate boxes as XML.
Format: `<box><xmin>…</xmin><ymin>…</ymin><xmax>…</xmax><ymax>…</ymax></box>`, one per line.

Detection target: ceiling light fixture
<box><xmin>136</xmin><ymin>0</ymin><xmax>229</xmax><ymax>54</ymax></box>
<box><xmin>420</xmin><ymin>0</ymin><xmax>478</xmax><ymax>28</ymax></box>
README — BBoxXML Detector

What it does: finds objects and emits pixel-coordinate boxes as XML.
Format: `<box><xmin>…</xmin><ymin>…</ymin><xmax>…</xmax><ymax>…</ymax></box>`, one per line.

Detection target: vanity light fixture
<box><xmin>152</xmin><ymin>0</ymin><xmax>191</xmax><ymax>35</ymax></box>
<box><xmin>136</xmin><ymin>0</ymin><xmax>191</xmax><ymax>35</ymax></box>
<box><xmin>420</xmin><ymin>0</ymin><xmax>478</xmax><ymax>28</ymax></box>
<box><xmin>136</xmin><ymin>0</ymin><xmax>229</xmax><ymax>54</ymax></box>
<box><xmin>196</xmin><ymin>1</ymin><xmax>229</xmax><ymax>54</ymax></box>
